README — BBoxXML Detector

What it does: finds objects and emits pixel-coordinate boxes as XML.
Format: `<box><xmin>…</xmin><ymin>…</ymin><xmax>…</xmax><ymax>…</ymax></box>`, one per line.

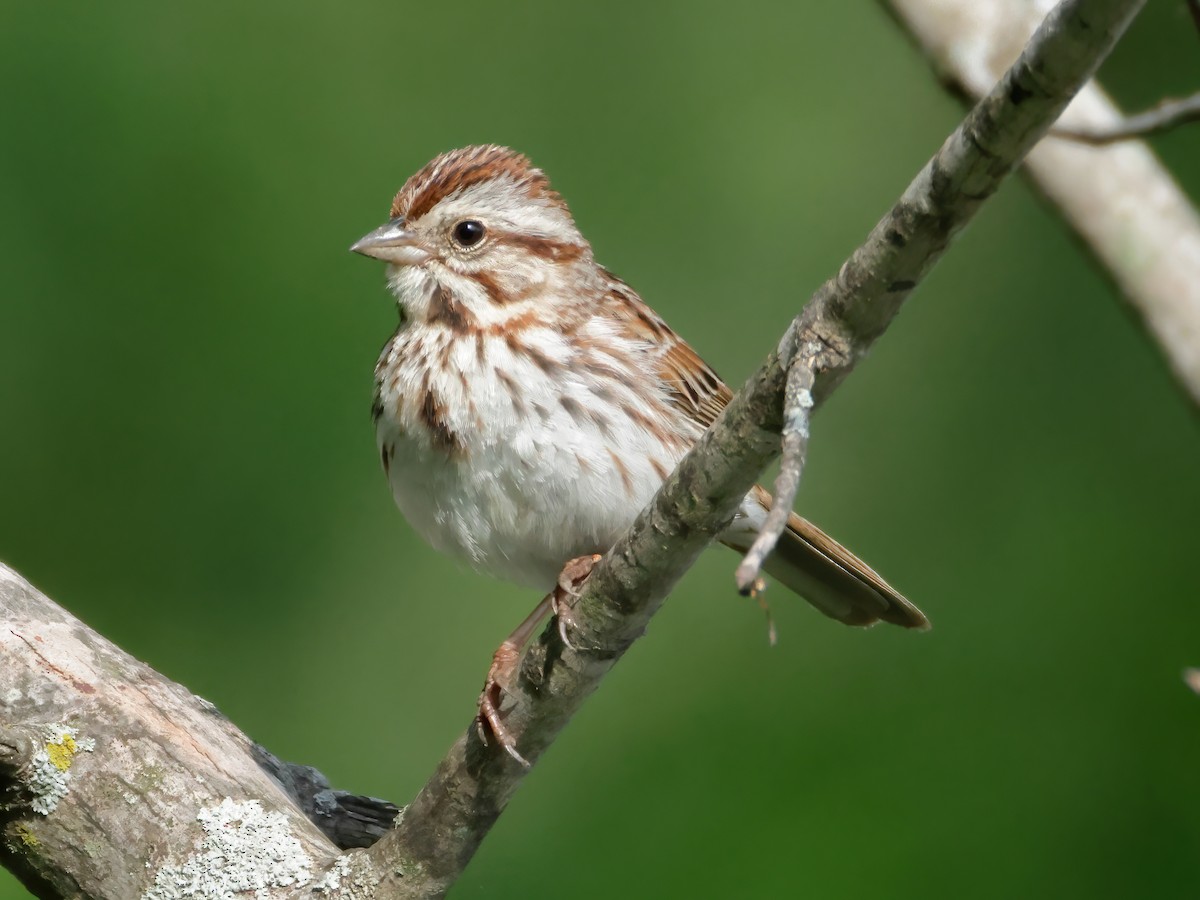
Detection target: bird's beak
<box><xmin>349</xmin><ymin>219</ymin><xmax>431</xmax><ymax>266</ymax></box>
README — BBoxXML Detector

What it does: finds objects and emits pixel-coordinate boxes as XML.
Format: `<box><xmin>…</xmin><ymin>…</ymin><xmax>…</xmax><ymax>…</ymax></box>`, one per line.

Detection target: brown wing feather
<box><xmin>658</xmin><ymin>340</ymin><xmax>732</xmax><ymax>429</ymax></box>
<box><xmin>739</xmin><ymin>486</ymin><xmax>927</xmax><ymax>629</ymax></box>
<box><xmin>776</xmin><ymin>510</ymin><xmax>928</xmax><ymax>629</ymax></box>
<box><xmin>599</xmin><ymin>269</ymin><xmax>733</xmax><ymax>431</ymax></box>
<box><xmin>597</xmin><ymin>269</ymin><xmax>927</xmax><ymax>630</ymax></box>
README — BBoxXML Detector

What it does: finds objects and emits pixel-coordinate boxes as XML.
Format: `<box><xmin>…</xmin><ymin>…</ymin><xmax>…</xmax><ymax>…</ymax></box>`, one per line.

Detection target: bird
<box><xmin>351</xmin><ymin>145</ymin><xmax>927</xmax><ymax>763</ymax></box>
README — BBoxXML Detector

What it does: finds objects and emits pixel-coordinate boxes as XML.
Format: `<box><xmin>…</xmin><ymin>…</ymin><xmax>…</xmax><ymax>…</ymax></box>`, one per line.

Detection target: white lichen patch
<box><xmin>28</xmin><ymin>725</ymin><xmax>96</xmax><ymax>815</ymax></box>
<box><xmin>313</xmin><ymin>855</ymin><xmax>351</xmax><ymax>893</ymax></box>
<box><xmin>142</xmin><ymin>798</ymin><xmax>312</xmax><ymax>899</ymax></box>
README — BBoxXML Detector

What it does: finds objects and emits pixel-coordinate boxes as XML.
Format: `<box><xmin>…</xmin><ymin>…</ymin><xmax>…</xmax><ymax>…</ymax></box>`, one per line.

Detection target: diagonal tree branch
<box><xmin>0</xmin><ymin>1</ymin><xmax>1150</xmax><ymax>897</ymax></box>
<box><xmin>0</xmin><ymin>566</ymin><xmax>342</xmax><ymax>898</ymax></box>
<box><xmin>370</xmin><ymin>1</ymin><xmax>1147</xmax><ymax>895</ymax></box>
<box><xmin>883</xmin><ymin>0</ymin><xmax>1200</xmax><ymax>409</ymax></box>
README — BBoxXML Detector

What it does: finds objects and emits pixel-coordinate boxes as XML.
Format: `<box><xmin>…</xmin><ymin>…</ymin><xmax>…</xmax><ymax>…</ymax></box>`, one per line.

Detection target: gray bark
<box><xmin>885</xmin><ymin>0</ymin><xmax>1200</xmax><ymax>408</ymax></box>
<box><xmin>0</xmin><ymin>0</ymin><xmax>1150</xmax><ymax>896</ymax></box>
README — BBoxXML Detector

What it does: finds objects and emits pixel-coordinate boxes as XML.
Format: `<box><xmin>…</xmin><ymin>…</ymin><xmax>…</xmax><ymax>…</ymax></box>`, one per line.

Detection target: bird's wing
<box><xmin>595</xmin><ymin>269</ymin><xmax>928</xmax><ymax>631</ymax></box>
<box><xmin>599</xmin><ymin>270</ymin><xmax>733</xmax><ymax>430</ymax></box>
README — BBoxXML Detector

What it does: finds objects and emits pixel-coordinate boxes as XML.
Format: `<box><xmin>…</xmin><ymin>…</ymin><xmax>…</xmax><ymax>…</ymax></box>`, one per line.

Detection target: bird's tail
<box><xmin>725</xmin><ymin>510</ymin><xmax>929</xmax><ymax>630</ymax></box>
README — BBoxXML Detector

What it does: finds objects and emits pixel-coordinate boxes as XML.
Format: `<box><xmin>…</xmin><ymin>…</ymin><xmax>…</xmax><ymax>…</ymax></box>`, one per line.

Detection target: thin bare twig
<box><xmin>885</xmin><ymin>0</ymin><xmax>1200</xmax><ymax>408</ymax></box>
<box><xmin>734</xmin><ymin>341</ymin><xmax>819</xmax><ymax>595</ymax></box>
<box><xmin>1052</xmin><ymin>92</ymin><xmax>1200</xmax><ymax>143</ymax></box>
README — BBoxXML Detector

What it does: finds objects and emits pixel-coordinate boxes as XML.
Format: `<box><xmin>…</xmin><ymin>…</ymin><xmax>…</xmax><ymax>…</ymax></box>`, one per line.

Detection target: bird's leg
<box><xmin>477</xmin><ymin>554</ymin><xmax>603</xmax><ymax>767</ymax></box>
<box><xmin>477</xmin><ymin>593</ymin><xmax>551</xmax><ymax>767</ymax></box>
<box><xmin>552</xmin><ymin>553</ymin><xmax>603</xmax><ymax>649</ymax></box>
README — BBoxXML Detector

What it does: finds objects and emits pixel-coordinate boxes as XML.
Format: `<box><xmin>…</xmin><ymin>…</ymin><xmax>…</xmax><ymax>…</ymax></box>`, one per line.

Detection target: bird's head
<box><xmin>351</xmin><ymin>145</ymin><xmax>593</xmax><ymax>325</ymax></box>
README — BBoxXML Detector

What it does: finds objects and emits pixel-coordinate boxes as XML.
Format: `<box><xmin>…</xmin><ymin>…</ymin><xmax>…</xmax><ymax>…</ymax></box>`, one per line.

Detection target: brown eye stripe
<box><xmin>501</xmin><ymin>232</ymin><xmax>586</xmax><ymax>263</ymax></box>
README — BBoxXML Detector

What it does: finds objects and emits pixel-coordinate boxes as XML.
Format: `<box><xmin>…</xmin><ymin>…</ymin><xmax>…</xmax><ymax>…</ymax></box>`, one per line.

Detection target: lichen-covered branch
<box><xmin>0</xmin><ymin>565</ymin><xmax>343</xmax><ymax>898</ymax></box>
<box><xmin>368</xmin><ymin>1</ymin><xmax>1147</xmax><ymax>896</ymax></box>
<box><xmin>0</xmin><ymin>2</ymin><xmax>1153</xmax><ymax>897</ymax></box>
<box><xmin>883</xmin><ymin>0</ymin><xmax>1200</xmax><ymax>408</ymax></box>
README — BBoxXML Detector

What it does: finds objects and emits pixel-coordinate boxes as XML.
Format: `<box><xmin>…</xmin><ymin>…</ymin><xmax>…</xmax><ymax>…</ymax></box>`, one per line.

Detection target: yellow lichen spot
<box><xmin>14</xmin><ymin>824</ymin><xmax>39</xmax><ymax>849</ymax></box>
<box><xmin>45</xmin><ymin>734</ymin><xmax>78</xmax><ymax>772</ymax></box>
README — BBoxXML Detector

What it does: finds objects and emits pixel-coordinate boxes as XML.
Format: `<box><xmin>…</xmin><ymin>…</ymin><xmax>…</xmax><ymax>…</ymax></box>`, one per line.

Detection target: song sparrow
<box><xmin>352</xmin><ymin>145</ymin><xmax>927</xmax><ymax>762</ymax></box>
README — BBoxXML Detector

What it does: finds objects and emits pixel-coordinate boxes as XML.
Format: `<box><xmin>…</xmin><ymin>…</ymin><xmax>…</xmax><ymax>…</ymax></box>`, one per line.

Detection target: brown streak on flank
<box><xmin>589</xmin><ymin>382</ymin><xmax>617</xmax><ymax>404</ymax></box>
<box><xmin>650</xmin><ymin>458</ymin><xmax>669</xmax><ymax>482</ymax></box>
<box><xmin>495</xmin><ymin>367</ymin><xmax>526</xmax><ymax>415</ymax></box>
<box><xmin>584</xmin><ymin>358</ymin><xmax>627</xmax><ymax>384</ymax></box>
<box><xmin>392</xmin><ymin>145</ymin><xmax>566</xmax><ymax>222</ymax></box>
<box><xmin>559</xmin><ymin>395</ymin><xmax>586</xmax><ymax>425</ymax></box>
<box><xmin>608</xmin><ymin>448</ymin><xmax>634</xmax><ymax>498</ymax></box>
<box><xmin>474</xmin><ymin>332</ymin><xmax>487</xmax><ymax>364</ymax></box>
<box><xmin>574</xmin><ymin>451</ymin><xmax>592</xmax><ymax>474</ymax></box>
<box><xmin>502</xmin><ymin>332</ymin><xmax>525</xmax><ymax>371</ymax></box>
<box><xmin>419</xmin><ymin>385</ymin><xmax>464</xmax><ymax>457</ymax></box>
<box><xmin>624</xmin><ymin>400</ymin><xmax>688</xmax><ymax>451</ymax></box>
<box><xmin>584</xmin><ymin>335</ymin><xmax>632</xmax><ymax>366</ymax></box>
<box><xmin>527</xmin><ymin>345</ymin><xmax>559</xmax><ymax>374</ymax></box>
<box><xmin>507</xmin><ymin>334</ymin><xmax>560</xmax><ymax>375</ymax></box>
<box><xmin>622</xmin><ymin>401</ymin><xmax>658</xmax><ymax>435</ymax></box>
<box><xmin>592</xmin><ymin>412</ymin><xmax>614</xmax><ymax>440</ymax></box>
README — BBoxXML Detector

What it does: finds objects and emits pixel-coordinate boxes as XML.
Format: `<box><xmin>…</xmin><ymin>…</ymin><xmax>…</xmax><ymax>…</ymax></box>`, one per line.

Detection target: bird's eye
<box><xmin>452</xmin><ymin>220</ymin><xmax>486</xmax><ymax>248</ymax></box>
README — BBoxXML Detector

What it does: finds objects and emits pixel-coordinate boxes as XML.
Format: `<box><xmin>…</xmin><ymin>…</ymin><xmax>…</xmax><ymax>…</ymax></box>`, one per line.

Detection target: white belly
<box><xmin>375</xmin><ymin>322</ymin><xmax>696</xmax><ymax>590</ymax></box>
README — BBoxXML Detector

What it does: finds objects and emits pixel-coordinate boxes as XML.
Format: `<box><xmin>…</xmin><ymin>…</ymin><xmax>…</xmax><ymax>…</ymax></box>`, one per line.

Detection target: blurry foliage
<box><xmin>2</xmin><ymin>2</ymin><xmax>1199</xmax><ymax>897</ymax></box>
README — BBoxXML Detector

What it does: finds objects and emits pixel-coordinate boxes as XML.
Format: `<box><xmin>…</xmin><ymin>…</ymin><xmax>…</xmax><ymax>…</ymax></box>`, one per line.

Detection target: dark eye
<box><xmin>452</xmin><ymin>220</ymin><xmax>486</xmax><ymax>248</ymax></box>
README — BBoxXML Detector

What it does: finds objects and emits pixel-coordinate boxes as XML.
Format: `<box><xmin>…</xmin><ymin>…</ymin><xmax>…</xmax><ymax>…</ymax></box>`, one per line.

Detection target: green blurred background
<box><xmin>3</xmin><ymin>2</ymin><xmax>1198</xmax><ymax>897</ymax></box>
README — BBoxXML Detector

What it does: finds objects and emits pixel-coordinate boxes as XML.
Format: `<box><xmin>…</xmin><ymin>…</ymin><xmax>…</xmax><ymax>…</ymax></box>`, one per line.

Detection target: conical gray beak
<box><xmin>350</xmin><ymin>219</ymin><xmax>431</xmax><ymax>265</ymax></box>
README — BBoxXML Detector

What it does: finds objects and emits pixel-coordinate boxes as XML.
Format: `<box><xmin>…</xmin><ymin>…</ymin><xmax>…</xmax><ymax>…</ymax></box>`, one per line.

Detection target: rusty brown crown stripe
<box><xmin>391</xmin><ymin>145</ymin><xmax>565</xmax><ymax>222</ymax></box>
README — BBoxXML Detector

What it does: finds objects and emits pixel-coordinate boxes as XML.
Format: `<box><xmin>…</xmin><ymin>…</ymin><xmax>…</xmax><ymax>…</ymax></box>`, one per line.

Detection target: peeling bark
<box><xmin>0</xmin><ymin>0</ymin><xmax>1154</xmax><ymax>896</ymax></box>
